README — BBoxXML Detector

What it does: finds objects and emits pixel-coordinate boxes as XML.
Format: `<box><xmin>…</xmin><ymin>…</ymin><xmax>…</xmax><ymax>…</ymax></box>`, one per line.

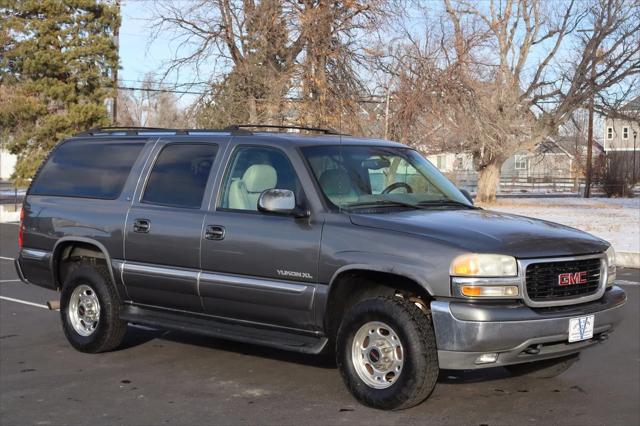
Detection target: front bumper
<box><xmin>431</xmin><ymin>285</ymin><xmax>626</xmax><ymax>370</ymax></box>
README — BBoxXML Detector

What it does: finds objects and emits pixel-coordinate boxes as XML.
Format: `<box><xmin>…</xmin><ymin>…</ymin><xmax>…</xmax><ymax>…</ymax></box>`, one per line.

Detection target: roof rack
<box><xmin>74</xmin><ymin>124</ymin><xmax>343</xmax><ymax>137</ymax></box>
<box><xmin>223</xmin><ymin>124</ymin><xmax>343</xmax><ymax>135</ymax></box>
<box><xmin>74</xmin><ymin>126</ymin><xmax>249</xmax><ymax>137</ymax></box>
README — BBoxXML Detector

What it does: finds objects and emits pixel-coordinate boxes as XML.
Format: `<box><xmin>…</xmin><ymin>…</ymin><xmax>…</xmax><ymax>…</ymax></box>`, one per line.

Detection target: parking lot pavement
<box><xmin>0</xmin><ymin>223</ymin><xmax>639</xmax><ymax>425</ymax></box>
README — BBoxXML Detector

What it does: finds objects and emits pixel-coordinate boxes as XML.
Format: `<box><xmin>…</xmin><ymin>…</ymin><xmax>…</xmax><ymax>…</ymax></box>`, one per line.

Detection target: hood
<box><xmin>349</xmin><ymin>208</ymin><xmax>609</xmax><ymax>258</ymax></box>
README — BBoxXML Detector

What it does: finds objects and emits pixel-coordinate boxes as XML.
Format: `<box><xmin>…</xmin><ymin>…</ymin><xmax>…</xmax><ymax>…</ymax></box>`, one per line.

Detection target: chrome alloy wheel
<box><xmin>351</xmin><ymin>321</ymin><xmax>404</xmax><ymax>389</ymax></box>
<box><xmin>68</xmin><ymin>284</ymin><xmax>101</xmax><ymax>337</ymax></box>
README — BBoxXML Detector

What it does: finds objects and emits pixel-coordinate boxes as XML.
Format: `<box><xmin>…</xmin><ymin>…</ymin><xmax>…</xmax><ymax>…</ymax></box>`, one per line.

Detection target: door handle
<box><xmin>133</xmin><ymin>219</ymin><xmax>151</xmax><ymax>233</ymax></box>
<box><xmin>205</xmin><ymin>225</ymin><xmax>225</xmax><ymax>240</ymax></box>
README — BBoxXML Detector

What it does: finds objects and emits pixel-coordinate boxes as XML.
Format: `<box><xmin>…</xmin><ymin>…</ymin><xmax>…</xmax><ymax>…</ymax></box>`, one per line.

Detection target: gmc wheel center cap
<box><xmin>368</xmin><ymin>348</ymin><xmax>381</xmax><ymax>363</ymax></box>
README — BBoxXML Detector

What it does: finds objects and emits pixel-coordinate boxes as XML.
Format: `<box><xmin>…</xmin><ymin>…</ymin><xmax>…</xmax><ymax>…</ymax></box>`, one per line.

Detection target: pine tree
<box><xmin>0</xmin><ymin>0</ymin><xmax>119</xmax><ymax>184</ymax></box>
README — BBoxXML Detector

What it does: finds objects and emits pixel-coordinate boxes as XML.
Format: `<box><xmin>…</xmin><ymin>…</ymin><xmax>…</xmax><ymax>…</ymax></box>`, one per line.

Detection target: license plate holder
<box><xmin>568</xmin><ymin>315</ymin><xmax>595</xmax><ymax>343</ymax></box>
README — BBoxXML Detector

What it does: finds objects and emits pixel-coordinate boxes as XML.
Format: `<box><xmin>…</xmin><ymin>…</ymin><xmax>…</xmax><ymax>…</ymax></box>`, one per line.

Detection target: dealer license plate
<box><xmin>568</xmin><ymin>315</ymin><xmax>595</xmax><ymax>343</ymax></box>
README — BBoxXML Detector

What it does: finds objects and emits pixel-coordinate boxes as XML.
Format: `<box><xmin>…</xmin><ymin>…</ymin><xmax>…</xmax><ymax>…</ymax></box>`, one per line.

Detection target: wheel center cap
<box><xmin>368</xmin><ymin>348</ymin><xmax>381</xmax><ymax>364</ymax></box>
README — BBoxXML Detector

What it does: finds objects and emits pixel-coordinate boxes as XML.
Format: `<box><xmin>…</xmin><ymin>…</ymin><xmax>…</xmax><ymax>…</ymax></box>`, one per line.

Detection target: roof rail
<box><xmin>224</xmin><ymin>124</ymin><xmax>343</xmax><ymax>135</ymax></box>
<box><xmin>75</xmin><ymin>127</ymin><xmax>187</xmax><ymax>136</ymax></box>
<box><xmin>74</xmin><ymin>126</ymin><xmax>249</xmax><ymax>137</ymax></box>
<box><xmin>74</xmin><ymin>124</ymin><xmax>341</xmax><ymax>137</ymax></box>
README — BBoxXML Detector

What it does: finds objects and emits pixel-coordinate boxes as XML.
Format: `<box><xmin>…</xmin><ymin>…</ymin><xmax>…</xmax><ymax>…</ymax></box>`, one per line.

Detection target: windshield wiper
<box><xmin>416</xmin><ymin>200</ymin><xmax>476</xmax><ymax>209</ymax></box>
<box><xmin>343</xmin><ymin>200</ymin><xmax>426</xmax><ymax>210</ymax></box>
<box><xmin>344</xmin><ymin>199</ymin><xmax>476</xmax><ymax>211</ymax></box>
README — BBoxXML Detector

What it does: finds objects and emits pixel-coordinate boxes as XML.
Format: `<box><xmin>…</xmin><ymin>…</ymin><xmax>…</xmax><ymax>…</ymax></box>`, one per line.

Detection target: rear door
<box><xmin>123</xmin><ymin>138</ymin><xmax>227</xmax><ymax>311</ymax></box>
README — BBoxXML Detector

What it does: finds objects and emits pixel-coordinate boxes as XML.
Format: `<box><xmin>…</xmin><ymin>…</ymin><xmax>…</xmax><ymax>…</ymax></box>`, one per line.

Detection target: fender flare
<box><xmin>50</xmin><ymin>237</ymin><xmax>119</xmax><ymax>293</ymax></box>
<box><xmin>327</xmin><ymin>263</ymin><xmax>435</xmax><ymax>296</ymax></box>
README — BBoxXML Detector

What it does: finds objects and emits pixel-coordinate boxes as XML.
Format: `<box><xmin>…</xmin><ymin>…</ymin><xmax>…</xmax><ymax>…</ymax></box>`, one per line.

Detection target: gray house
<box><xmin>603</xmin><ymin>96</ymin><xmax>639</xmax><ymax>182</ymax></box>
<box><xmin>426</xmin><ymin>137</ymin><xmax>585</xmax><ymax>193</ymax></box>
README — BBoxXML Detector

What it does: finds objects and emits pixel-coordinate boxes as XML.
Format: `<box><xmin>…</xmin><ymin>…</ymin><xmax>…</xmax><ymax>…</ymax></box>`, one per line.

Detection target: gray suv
<box><xmin>15</xmin><ymin>125</ymin><xmax>626</xmax><ymax>410</ymax></box>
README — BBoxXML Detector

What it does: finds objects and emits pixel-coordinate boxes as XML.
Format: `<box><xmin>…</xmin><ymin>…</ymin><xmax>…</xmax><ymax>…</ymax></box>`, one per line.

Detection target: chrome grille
<box><xmin>525</xmin><ymin>258</ymin><xmax>602</xmax><ymax>302</ymax></box>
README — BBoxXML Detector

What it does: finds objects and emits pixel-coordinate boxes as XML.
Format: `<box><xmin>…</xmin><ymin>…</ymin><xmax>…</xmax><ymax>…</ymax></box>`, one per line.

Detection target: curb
<box><xmin>617</xmin><ymin>252</ymin><xmax>640</xmax><ymax>269</ymax></box>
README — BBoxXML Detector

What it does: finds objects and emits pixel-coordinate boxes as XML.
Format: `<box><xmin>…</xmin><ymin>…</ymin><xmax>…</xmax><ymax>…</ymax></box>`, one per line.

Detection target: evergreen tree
<box><xmin>0</xmin><ymin>0</ymin><xmax>119</xmax><ymax>184</ymax></box>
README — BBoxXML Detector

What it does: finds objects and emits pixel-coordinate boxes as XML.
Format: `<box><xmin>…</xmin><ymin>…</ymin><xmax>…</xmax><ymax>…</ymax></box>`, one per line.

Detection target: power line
<box><xmin>117</xmin><ymin>86</ymin><xmax>387</xmax><ymax>104</ymax></box>
<box><xmin>118</xmin><ymin>85</ymin><xmax>206</xmax><ymax>95</ymax></box>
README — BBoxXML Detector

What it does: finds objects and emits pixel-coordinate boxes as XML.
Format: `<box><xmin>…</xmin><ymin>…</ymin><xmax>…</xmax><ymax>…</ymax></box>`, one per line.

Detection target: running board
<box><xmin>119</xmin><ymin>305</ymin><xmax>328</xmax><ymax>355</ymax></box>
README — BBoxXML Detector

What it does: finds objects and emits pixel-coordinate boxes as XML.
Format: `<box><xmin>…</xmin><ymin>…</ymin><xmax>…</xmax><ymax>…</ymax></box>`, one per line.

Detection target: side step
<box><xmin>119</xmin><ymin>305</ymin><xmax>328</xmax><ymax>355</ymax></box>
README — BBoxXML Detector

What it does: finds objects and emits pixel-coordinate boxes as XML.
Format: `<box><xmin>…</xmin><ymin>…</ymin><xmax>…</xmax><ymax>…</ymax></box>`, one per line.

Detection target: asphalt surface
<box><xmin>0</xmin><ymin>222</ymin><xmax>639</xmax><ymax>425</ymax></box>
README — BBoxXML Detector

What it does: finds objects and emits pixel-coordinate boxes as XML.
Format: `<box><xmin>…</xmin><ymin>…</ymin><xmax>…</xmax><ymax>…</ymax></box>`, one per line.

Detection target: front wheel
<box><xmin>336</xmin><ymin>296</ymin><xmax>439</xmax><ymax>410</ymax></box>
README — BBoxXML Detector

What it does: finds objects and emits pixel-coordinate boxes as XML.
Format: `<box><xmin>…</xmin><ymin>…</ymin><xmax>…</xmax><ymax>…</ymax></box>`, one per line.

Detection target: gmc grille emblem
<box><xmin>558</xmin><ymin>271</ymin><xmax>588</xmax><ymax>286</ymax></box>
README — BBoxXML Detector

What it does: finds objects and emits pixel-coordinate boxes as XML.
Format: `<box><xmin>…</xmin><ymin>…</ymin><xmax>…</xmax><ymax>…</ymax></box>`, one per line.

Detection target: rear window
<box><xmin>29</xmin><ymin>140</ymin><xmax>145</xmax><ymax>199</ymax></box>
<box><xmin>141</xmin><ymin>144</ymin><xmax>218</xmax><ymax>209</ymax></box>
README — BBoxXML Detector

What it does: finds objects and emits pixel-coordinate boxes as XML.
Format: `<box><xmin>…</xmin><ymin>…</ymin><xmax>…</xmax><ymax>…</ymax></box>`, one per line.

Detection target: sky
<box><xmin>119</xmin><ymin>1</ymin><xmax>200</xmax><ymax>105</ymax></box>
<box><xmin>117</xmin><ymin>0</ymin><xmax>634</xmax><ymax>122</ymax></box>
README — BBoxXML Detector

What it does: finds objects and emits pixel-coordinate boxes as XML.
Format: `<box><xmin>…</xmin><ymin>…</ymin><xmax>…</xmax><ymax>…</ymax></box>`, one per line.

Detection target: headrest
<box><xmin>242</xmin><ymin>164</ymin><xmax>277</xmax><ymax>193</ymax></box>
<box><xmin>319</xmin><ymin>169</ymin><xmax>356</xmax><ymax>195</ymax></box>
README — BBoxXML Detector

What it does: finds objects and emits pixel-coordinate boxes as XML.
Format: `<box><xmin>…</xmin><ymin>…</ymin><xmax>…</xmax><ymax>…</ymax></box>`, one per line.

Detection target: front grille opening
<box><xmin>525</xmin><ymin>258</ymin><xmax>602</xmax><ymax>302</ymax></box>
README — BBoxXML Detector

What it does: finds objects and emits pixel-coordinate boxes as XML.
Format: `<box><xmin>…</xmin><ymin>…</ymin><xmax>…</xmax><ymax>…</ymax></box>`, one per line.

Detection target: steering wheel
<box><xmin>381</xmin><ymin>182</ymin><xmax>413</xmax><ymax>194</ymax></box>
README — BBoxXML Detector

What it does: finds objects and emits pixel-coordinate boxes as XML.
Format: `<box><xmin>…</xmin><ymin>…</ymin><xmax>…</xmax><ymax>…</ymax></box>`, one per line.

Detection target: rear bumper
<box><xmin>431</xmin><ymin>285</ymin><xmax>626</xmax><ymax>370</ymax></box>
<box><xmin>14</xmin><ymin>248</ymin><xmax>55</xmax><ymax>289</ymax></box>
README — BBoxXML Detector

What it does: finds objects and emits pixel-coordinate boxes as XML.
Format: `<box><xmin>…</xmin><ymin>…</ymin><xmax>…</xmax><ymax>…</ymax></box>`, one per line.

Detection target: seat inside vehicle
<box><xmin>228</xmin><ymin>164</ymin><xmax>277</xmax><ymax>210</ymax></box>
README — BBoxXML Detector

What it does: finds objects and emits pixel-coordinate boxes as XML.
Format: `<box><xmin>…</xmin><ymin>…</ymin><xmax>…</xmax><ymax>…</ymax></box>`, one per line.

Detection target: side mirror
<box><xmin>258</xmin><ymin>189</ymin><xmax>310</xmax><ymax>218</ymax></box>
<box><xmin>460</xmin><ymin>189</ymin><xmax>474</xmax><ymax>204</ymax></box>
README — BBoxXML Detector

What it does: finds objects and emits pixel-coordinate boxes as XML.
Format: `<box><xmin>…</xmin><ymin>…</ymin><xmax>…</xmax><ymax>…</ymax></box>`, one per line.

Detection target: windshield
<box><xmin>302</xmin><ymin>145</ymin><xmax>472</xmax><ymax>210</ymax></box>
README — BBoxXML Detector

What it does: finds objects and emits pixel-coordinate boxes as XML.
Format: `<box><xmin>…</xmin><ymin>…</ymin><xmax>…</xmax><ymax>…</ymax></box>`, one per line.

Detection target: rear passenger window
<box><xmin>142</xmin><ymin>144</ymin><xmax>218</xmax><ymax>209</ymax></box>
<box><xmin>29</xmin><ymin>140</ymin><xmax>144</xmax><ymax>199</ymax></box>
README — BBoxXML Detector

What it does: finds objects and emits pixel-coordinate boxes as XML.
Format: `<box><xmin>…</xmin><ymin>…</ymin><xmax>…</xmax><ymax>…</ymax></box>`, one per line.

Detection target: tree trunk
<box><xmin>476</xmin><ymin>160</ymin><xmax>503</xmax><ymax>203</ymax></box>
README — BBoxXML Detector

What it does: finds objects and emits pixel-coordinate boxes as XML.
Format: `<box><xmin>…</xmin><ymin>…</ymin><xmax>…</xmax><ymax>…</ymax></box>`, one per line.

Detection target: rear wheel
<box><xmin>60</xmin><ymin>262</ymin><xmax>127</xmax><ymax>353</ymax></box>
<box><xmin>336</xmin><ymin>296</ymin><xmax>439</xmax><ymax>410</ymax></box>
<box><xmin>505</xmin><ymin>354</ymin><xmax>580</xmax><ymax>378</ymax></box>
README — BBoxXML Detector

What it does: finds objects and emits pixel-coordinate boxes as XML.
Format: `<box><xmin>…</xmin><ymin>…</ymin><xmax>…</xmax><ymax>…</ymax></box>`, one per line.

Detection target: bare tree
<box><xmin>150</xmin><ymin>0</ymin><xmax>388</xmax><ymax>130</ymax></box>
<box><xmin>394</xmin><ymin>0</ymin><xmax>640</xmax><ymax>202</ymax></box>
<box><xmin>117</xmin><ymin>75</ymin><xmax>189</xmax><ymax>128</ymax></box>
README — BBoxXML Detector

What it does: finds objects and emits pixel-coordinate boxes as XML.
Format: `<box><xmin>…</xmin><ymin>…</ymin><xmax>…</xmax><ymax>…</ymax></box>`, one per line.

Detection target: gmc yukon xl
<box><xmin>15</xmin><ymin>125</ymin><xmax>626</xmax><ymax>410</ymax></box>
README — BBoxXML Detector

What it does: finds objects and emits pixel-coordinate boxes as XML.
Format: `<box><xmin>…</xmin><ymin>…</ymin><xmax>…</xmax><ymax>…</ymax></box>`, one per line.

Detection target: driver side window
<box><xmin>220</xmin><ymin>146</ymin><xmax>301</xmax><ymax>211</ymax></box>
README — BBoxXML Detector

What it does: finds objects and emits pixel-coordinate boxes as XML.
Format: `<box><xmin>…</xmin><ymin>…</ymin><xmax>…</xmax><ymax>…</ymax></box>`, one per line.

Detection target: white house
<box><xmin>0</xmin><ymin>145</ymin><xmax>17</xmax><ymax>181</ymax></box>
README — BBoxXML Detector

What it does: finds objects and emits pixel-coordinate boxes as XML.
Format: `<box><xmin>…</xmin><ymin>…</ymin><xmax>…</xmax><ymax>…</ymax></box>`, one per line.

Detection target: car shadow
<box><xmin>120</xmin><ymin>324</ymin><xmax>516</xmax><ymax>381</ymax></box>
<box><xmin>120</xmin><ymin>324</ymin><xmax>336</xmax><ymax>369</ymax></box>
<box><xmin>438</xmin><ymin>368</ymin><xmax>512</xmax><ymax>384</ymax></box>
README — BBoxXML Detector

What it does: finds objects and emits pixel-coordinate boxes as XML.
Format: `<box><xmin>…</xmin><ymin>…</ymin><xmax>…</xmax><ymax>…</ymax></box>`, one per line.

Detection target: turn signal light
<box><xmin>460</xmin><ymin>285</ymin><xmax>519</xmax><ymax>297</ymax></box>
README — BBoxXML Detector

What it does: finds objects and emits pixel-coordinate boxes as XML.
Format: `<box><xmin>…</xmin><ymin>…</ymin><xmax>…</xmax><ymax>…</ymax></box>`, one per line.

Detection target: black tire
<box><xmin>336</xmin><ymin>296</ymin><xmax>439</xmax><ymax>410</ymax></box>
<box><xmin>60</xmin><ymin>262</ymin><xmax>127</xmax><ymax>353</ymax></box>
<box><xmin>505</xmin><ymin>354</ymin><xmax>580</xmax><ymax>379</ymax></box>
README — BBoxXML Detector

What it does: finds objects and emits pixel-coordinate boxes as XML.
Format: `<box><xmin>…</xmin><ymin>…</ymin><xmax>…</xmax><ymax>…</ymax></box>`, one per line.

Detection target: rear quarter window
<box><xmin>29</xmin><ymin>140</ymin><xmax>145</xmax><ymax>199</ymax></box>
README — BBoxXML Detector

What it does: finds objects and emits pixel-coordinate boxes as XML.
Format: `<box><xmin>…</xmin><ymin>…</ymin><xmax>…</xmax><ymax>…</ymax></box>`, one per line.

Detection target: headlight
<box><xmin>450</xmin><ymin>253</ymin><xmax>518</xmax><ymax>277</ymax></box>
<box><xmin>605</xmin><ymin>246</ymin><xmax>616</xmax><ymax>267</ymax></box>
<box><xmin>605</xmin><ymin>246</ymin><xmax>616</xmax><ymax>286</ymax></box>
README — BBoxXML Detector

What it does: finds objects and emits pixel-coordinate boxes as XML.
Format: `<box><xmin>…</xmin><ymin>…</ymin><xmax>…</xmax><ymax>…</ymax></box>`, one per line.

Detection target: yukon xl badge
<box><xmin>277</xmin><ymin>269</ymin><xmax>313</xmax><ymax>280</ymax></box>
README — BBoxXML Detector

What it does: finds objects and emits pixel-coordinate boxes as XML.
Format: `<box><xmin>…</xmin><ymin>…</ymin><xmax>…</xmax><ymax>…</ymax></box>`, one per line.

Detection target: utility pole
<box><xmin>384</xmin><ymin>86</ymin><xmax>390</xmax><ymax>140</ymax></box>
<box><xmin>584</xmin><ymin>62</ymin><xmax>596</xmax><ymax>198</ymax></box>
<box><xmin>112</xmin><ymin>0</ymin><xmax>121</xmax><ymax>125</ymax></box>
<box><xmin>633</xmin><ymin>130</ymin><xmax>638</xmax><ymax>188</ymax></box>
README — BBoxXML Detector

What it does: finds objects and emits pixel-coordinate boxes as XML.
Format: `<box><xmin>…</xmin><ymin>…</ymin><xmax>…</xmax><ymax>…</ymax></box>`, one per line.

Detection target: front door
<box><xmin>124</xmin><ymin>141</ymin><xmax>222</xmax><ymax>311</ymax></box>
<box><xmin>200</xmin><ymin>145</ymin><xmax>322</xmax><ymax>329</ymax></box>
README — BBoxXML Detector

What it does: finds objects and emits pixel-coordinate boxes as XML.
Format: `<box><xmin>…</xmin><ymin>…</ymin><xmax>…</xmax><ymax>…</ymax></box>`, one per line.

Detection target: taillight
<box><xmin>18</xmin><ymin>207</ymin><xmax>24</xmax><ymax>249</ymax></box>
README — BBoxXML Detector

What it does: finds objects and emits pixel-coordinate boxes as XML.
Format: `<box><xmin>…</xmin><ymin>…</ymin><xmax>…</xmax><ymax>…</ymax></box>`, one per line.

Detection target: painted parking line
<box><xmin>0</xmin><ymin>279</ymin><xmax>21</xmax><ymax>283</ymax></box>
<box><xmin>0</xmin><ymin>296</ymin><xmax>158</xmax><ymax>332</ymax></box>
<box><xmin>0</xmin><ymin>256</ymin><xmax>15</xmax><ymax>261</ymax></box>
<box><xmin>617</xmin><ymin>280</ymin><xmax>640</xmax><ymax>286</ymax></box>
<box><xmin>0</xmin><ymin>296</ymin><xmax>48</xmax><ymax>309</ymax></box>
